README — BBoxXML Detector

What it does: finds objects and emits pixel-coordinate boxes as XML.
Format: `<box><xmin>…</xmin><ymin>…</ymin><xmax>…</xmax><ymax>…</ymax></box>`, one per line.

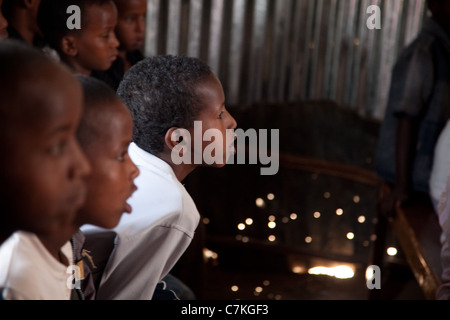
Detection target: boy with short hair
<box><xmin>87</xmin><ymin>55</ymin><xmax>237</xmax><ymax>300</ymax></box>
<box><xmin>2</xmin><ymin>0</ymin><xmax>43</xmax><ymax>46</ymax></box>
<box><xmin>70</xmin><ymin>75</ymin><xmax>140</xmax><ymax>300</ymax></box>
<box><xmin>37</xmin><ymin>0</ymin><xmax>119</xmax><ymax>75</ymax></box>
<box><xmin>0</xmin><ymin>39</ymin><xmax>90</xmax><ymax>299</ymax></box>
<box><xmin>92</xmin><ymin>0</ymin><xmax>146</xmax><ymax>90</ymax></box>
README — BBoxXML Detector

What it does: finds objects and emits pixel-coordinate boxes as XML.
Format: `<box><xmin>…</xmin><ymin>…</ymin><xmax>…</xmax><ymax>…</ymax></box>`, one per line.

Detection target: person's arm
<box><xmin>379</xmin><ymin>115</ymin><xmax>417</xmax><ymax>218</ymax></box>
<box><xmin>394</xmin><ymin>115</ymin><xmax>416</xmax><ymax>202</ymax></box>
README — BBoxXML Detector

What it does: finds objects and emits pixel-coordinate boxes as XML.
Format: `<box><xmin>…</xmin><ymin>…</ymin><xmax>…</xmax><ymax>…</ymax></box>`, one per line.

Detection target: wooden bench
<box><xmin>370</xmin><ymin>184</ymin><xmax>443</xmax><ymax>300</ymax></box>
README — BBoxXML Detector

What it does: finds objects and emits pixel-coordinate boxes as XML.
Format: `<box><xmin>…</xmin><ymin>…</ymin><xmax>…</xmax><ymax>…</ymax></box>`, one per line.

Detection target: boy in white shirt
<box><xmin>88</xmin><ymin>55</ymin><xmax>237</xmax><ymax>299</ymax></box>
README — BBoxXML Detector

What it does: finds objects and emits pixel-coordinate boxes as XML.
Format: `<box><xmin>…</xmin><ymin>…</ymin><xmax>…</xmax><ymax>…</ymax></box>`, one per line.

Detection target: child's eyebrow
<box><xmin>47</xmin><ymin>124</ymin><xmax>71</xmax><ymax>137</ymax></box>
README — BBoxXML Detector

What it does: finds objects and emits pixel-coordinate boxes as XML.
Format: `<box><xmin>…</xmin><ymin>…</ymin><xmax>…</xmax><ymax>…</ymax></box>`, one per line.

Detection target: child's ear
<box><xmin>164</xmin><ymin>127</ymin><xmax>182</xmax><ymax>151</ymax></box>
<box><xmin>61</xmin><ymin>36</ymin><xmax>78</xmax><ymax>57</ymax></box>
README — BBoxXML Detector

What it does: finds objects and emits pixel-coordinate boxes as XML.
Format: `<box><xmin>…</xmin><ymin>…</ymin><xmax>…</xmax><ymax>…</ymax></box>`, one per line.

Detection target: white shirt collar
<box><xmin>129</xmin><ymin>142</ymin><xmax>175</xmax><ymax>178</ymax></box>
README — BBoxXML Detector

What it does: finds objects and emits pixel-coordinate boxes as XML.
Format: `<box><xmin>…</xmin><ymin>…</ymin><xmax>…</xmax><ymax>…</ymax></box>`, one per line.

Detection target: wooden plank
<box><xmin>393</xmin><ymin>204</ymin><xmax>442</xmax><ymax>300</ymax></box>
<box><xmin>279</xmin><ymin>153</ymin><xmax>382</xmax><ymax>186</ymax></box>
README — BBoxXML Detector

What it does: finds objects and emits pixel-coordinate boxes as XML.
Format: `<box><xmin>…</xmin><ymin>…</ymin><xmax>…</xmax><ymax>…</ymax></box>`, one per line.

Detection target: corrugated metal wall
<box><xmin>144</xmin><ymin>0</ymin><xmax>428</xmax><ymax>120</ymax></box>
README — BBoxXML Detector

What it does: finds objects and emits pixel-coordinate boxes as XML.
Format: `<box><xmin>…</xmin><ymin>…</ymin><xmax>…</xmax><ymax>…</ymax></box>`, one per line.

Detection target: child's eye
<box><xmin>218</xmin><ymin>111</ymin><xmax>225</xmax><ymax>119</ymax></box>
<box><xmin>48</xmin><ymin>141</ymin><xmax>67</xmax><ymax>156</ymax></box>
<box><xmin>116</xmin><ymin>151</ymin><xmax>127</xmax><ymax>162</ymax></box>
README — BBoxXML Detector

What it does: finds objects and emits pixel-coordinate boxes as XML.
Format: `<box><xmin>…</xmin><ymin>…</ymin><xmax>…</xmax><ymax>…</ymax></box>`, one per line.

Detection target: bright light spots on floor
<box><xmin>336</xmin><ymin>208</ymin><xmax>344</xmax><ymax>216</ymax></box>
<box><xmin>353</xmin><ymin>195</ymin><xmax>360</xmax><ymax>203</ymax></box>
<box><xmin>202</xmin><ymin>217</ymin><xmax>210</xmax><ymax>225</ymax></box>
<box><xmin>387</xmin><ymin>247</ymin><xmax>398</xmax><ymax>256</ymax></box>
<box><xmin>203</xmin><ymin>248</ymin><xmax>219</xmax><ymax>266</ymax></box>
<box><xmin>291</xmin><ymin>265</ymin><xmax>306</xmax><ymax>274</ymax></box>
<box><xmin>237</xmin><ymin>223</ymin><xmax>246</xmax><ymax>231</ymax></box>
<box><xmin>203</xmin><ymin>248</ymin><xmax>218</xmax><ymax>260</ymax></box>
<box><xmin>346</xmin><ymin>232</ymin><xmax>355</xmax><ymax>240</ymax></box>
<box><xmin>245</xmin><ymin>218</ymin><xmax>253</xmax><ymax>225</ymax></box>
<box><xmin>255</xmin><ymin>198</ymin><xmax>265</xmax><ymax>208</ymax></box>
<box><xmin>268</xmin><ymin>215</ymin><xmax>276</xmax><ymax>222</ymax></box>
<box><xmin>323</xmin><ymin>192</ymin><xmax>331</xmax><ymax>199</ymax></box>
<box><xmin>357</xmin><ymin>215</ymin><xmax>366</xmax><ymax>223</ymax></box>
<box><xmin>305</xmin><ymin>236</ymin><xmax>312</xmax><ymax>244</ymax></box>
<box><xmin>229</xmin><ymin>280</ymin><xmax>281</xmax><ymax>299</ymax></box>
<box><xmin>254</xmin><ymin>286</ymin><xmax>264</xmax><ymax>296</ymax></box>
<box><xmin>268</xmin><ymin>235</ymin><xmax>276</xmax><ymax>242</ymax></box>
<box><xmin>268</xmin><ymin>221</ymin><xmax>276</xmax><ymax>229</ymax></box>
<box><xmin>308</xmin><ymin>265</ymin><xmax>355</xmax><ymax>279</ymax></box>
<box><xmin>290</xmin><ymin>213</ymin><xmax>298</xmax><ymax>220</ymax></box>
<box><xmin>313</xmin><ymin>211</ymin><xmax>321</xmax><ymax>219</ymax></box>
<box><xmin>267</xmin><ymin>193</ymin><xmax>275</xmax><ymax>201</ymax></box>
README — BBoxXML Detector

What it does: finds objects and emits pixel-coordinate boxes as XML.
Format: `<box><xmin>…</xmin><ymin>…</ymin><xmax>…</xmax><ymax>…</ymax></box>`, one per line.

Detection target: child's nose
<box><xmin>129</xmin><ymin>158</ymin><xmax>140</xmax><ymax>180</ymax></box>
<box><xmin>228</xmin><ymin>112</ymin><xmax>237</xmax><ymax>130</ymax></box>
<box><xmin>136</xmin><ymin>17</ymin><xmax>145</xmax><ymax>34</ymax></box>
<box><xmin>0</xmin><ymin>16</ymin><xmax>8</xmax><ymax>30</ymax></box>
<box><xmin>111</xmin><ymin>32</ymin><xmax>120</xmax><ymax>48</ymax></box>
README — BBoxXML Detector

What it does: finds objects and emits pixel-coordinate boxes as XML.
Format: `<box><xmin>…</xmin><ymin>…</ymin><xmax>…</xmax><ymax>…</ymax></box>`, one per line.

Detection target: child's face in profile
<box><xmin>193</xmin><ymin>74</ymin><xmax>238</xmax><ymax>168</ymax></box>
<box><xmin>115</xmin><ymin>0</ymin><xmax>147</xmax><ymax>52</ymax></box>
<box><xmin>0</xmin><ymin>0</ymin><xmax>8</xmax><ymax>39</ymax></box>
<box><xmin>2</xmin><ymin>74</ymin><xmax>90</xmax><ymax>236</ymax></box>
<box><xmin>73</xmin><ymin>2</ymin><xmax>119</xmax><ymax>72</ymax></box>
<box><xmin>77</xmin><ymin>100</ymin><xmax>139</xmax><ymax>229</ymax></box>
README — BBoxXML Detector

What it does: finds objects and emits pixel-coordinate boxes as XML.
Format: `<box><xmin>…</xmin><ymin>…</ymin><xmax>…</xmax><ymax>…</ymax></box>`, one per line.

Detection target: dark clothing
<box><xmin>92</xmin><ymin>50</ymin><xmax>144</xmax><ymax>91</ymax></box>
<box><xmin>70</xmin><ymin>230</ymin><xmax>117</xmax><ymax>300</ymax></box>
<box><xmin>375</xmin><ymin>18</ymin><xmax>450</xmax><ymax>193</ymax></box>
<box><xmin>70</xmin><ymin>230</ymin><xmax>96</xmax><ymax>300</ymax></box>
<box><xmin>6</xmin><ymin>25</ymin><xmax>47</xmax><ymax>49</ymax></box>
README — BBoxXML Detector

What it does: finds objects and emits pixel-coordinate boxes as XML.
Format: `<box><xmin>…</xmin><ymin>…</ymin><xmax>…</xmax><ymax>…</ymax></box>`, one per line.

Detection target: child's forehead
<box><xmin>4</xmin><ymin>72</ymin><xmax>81</xmax><ymax>126</ymax></box>
<box><xmin>82</xmin><ymin>1</ymin><xmax>117</xmax><ymax>25</ymax></box>
<box><xmin>116</xmin><ymin>0</ymin><xmax>147</xmax><ymax>10</ymax></box>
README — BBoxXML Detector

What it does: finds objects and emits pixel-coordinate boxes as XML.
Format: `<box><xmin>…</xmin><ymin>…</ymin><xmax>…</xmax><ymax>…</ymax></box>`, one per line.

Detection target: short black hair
<box><xmin>0</xmin><ymin>39</ymin><xmax>68</xmax><ymax>125</ymax></box>
<box><xmin>117</xmin><ymin>55</ymin><xmax>213</xmax><ymax>155</ymax></box>
<box><xmin>38</xmin><ymin>0</ymin><xmax>114</xmax><ymax>51</ymax></box>
<box><xmin>75</xmin><ymin>74</ymin><xmax>122</xmax><ymax>148</ymax></box>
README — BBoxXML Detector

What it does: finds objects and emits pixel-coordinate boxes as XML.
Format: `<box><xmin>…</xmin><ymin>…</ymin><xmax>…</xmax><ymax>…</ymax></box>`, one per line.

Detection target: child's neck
<box><xmin>63</xmin><ymin>57</ymin><xmax>91</xmax><ymax>76</ymax></box>
<box><xmin>8</xmin><ymin>12</ymin><xmax>36</xmax><ymax>45</ymax></box>
<box><xmin>37</xmin><ymin>228</ymin><xmax>76</xmax><ymax>265</ymax></box>
<box><xmin>118</xmin><ymin>50</ymin><xmax>131</xmax><ymax>73</ymax></box>
<box><xmin>158</xmin><ymin>152</ymin><xmax>197</xmax><ymax>182</ymax></box>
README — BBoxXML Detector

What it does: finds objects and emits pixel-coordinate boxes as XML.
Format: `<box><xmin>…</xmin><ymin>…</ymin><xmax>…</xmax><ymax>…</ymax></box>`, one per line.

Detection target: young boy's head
<box><xmin>117</xmin><ymin>55</ymin><xmax>237</xmax><ymax>171</ymax></box>
<box><xmin>113</xmin><ymin>0</ymin><xmax>146</xmax><ymax>53</ymax></box>
<box><xmin>75</xmin><ymin>75</ymin><xmax>139</xmax><ymax>229</ymax></box>
<box><xmin>2</xmin><ymin>0</ymin><xmax>42</xmax><ymax>44</ymax></box>
<box><xmin>0</xmin><ymin>0</ymin><xmax>8</xmax><ymax>39</ymax></box>
<box><xmin>38</xmin><ymin>0</ymin><xmax>119</xmax><ymax>75</ymax></box>
<box><xmin>0</xmin><ymin>39</ymin><xmax>90</xmax><ymax>243</ymax></box>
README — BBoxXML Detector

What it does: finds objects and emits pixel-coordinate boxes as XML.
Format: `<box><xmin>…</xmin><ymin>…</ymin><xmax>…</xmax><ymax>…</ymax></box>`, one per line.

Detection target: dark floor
<box><xmin>181</xmin><ymin>163</ymin><xmax>427</xmax><ymax>300</ymax></box>
<box><xmin>179</xmin><ymin>102</ymin><xmax>428</xmax><ymax>301</ymax></box>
